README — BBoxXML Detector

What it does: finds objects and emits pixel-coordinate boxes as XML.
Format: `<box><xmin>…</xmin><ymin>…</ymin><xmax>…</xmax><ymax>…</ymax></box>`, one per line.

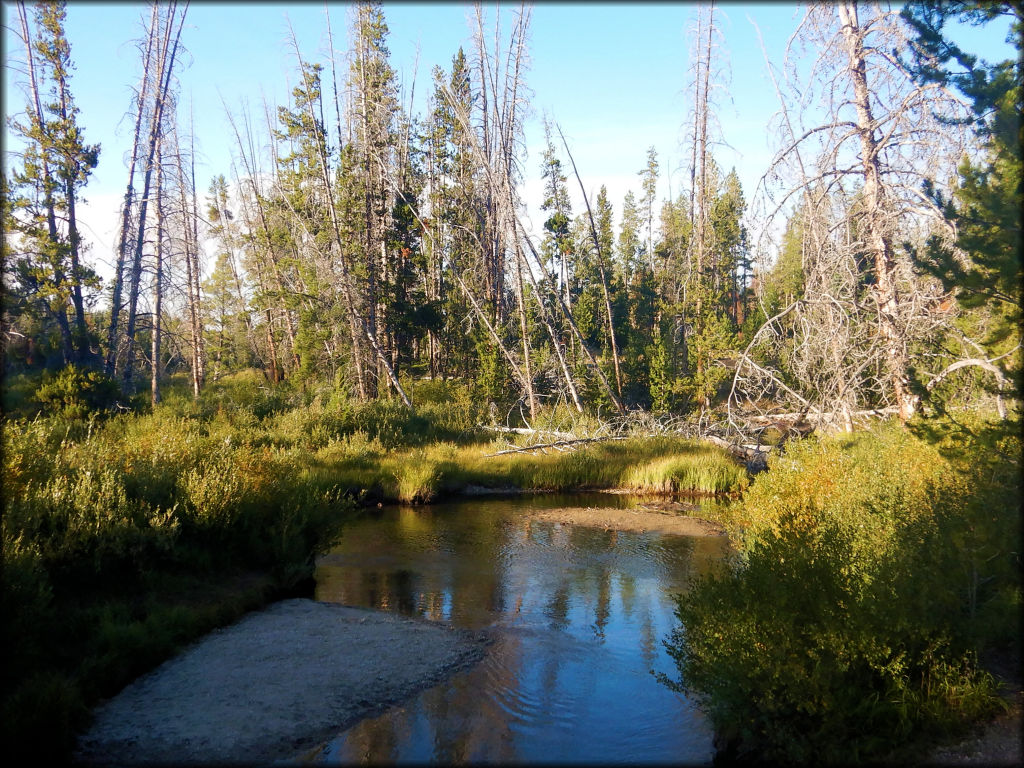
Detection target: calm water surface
<box><xmin>308</xmin><ymin>492</ymin><xmax>731</xmax><ymax>764</ymax></box>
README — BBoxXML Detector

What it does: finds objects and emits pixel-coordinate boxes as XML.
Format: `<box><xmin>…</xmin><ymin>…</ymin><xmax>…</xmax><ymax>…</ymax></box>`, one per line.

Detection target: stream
<box><xmin>307</xmin><ymin>492</ymin><xmax>731</xmax><ymax>764</ymax></box>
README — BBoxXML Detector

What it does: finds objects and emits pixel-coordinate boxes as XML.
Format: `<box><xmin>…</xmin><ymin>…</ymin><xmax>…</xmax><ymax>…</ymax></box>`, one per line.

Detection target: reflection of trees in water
<box><xmin>333</xmin><ymin>635</ymin><xmax>526</xmax><ymax>763</ymax></box>
<box><xmin>315</xmin><ymin>498</ymin><xmax>720</xmax><ymax>761</ymax></box>
<box><xmin>427</xmin><ymin>637</ymin><xmax>523</xmax><ymax>763</ymax></box>
<box><xmin>593</xmin><ymin>562</ymin><xmax>612</xmax><ymax>639</ymax></box>
<box><xmin>334</xmin><ymin>699</ymin><xmax>408</xmax><ymax>763</ymax></box>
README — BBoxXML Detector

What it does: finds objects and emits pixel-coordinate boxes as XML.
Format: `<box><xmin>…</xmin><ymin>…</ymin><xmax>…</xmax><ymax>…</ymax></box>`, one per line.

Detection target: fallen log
<box><xmin>479</xmin><ymin>425</ymin><xmax>576</xmax><ymax>440</ymax></box>
<box><xmin>702</xmin><ymin>435</ymin><xmax>770</xmax><ymax>474</ymax></box>
<box><xmin>482</xmin><ymin>432</ymin><xmax>769</xmax><ymax>475</ymax></box>
<box><xmin>484</xmin><ymin>435</ymin><xmax>629</xmax><ymax>457</ymax></box>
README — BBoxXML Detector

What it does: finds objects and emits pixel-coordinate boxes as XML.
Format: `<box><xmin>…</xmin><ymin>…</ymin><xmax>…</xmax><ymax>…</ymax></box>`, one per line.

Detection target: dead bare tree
<box><xmin>556</xmin><ymin>124</ymin><xmax>624</xmax><ymax>400</ymax></box>
<box><xmin>150</xmin><ymin>133</ymin><xmax>164</xmax><ymax>405</ymax></box>
<box><xmin>730</xmin><ymin>1</ymin><xmax>972</xmax><ymax>435</ymax></box>
<box><xmin>119</xmin><ymin>1</ymin><xmax>187</xmax><ymax>390</ymax></box>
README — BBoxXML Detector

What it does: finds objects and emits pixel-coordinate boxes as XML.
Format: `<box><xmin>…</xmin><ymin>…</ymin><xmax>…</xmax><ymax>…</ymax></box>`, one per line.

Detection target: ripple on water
<box><xmin>308</xmin><ymin>494</ymin><xmax>724</xmax><ymax>764</ymax></box>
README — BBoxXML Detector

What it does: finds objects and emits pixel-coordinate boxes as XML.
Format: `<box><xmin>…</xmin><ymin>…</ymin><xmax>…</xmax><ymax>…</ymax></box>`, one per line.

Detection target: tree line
<box><xmin>3</xmin><ymin>0</ymin><xmax>1019</xmax><ymax>429</ymax></box>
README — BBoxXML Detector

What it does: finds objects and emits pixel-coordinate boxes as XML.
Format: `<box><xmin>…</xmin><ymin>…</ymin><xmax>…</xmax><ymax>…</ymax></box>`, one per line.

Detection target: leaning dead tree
<box><xmin>729</xmin><ymin>1</ymin><xmax>972</xmax><ymax>435</ymax></box>
<box><xmin>106</xmin><ymin>1</ymin><xmax>187</xmax><ymax>388</ymax></box>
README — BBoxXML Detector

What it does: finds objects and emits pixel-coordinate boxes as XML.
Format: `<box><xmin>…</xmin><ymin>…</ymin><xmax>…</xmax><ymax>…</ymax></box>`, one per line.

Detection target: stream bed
<box><xmin>307</xmin><ymin>492</ymin><xmax>731</xmax><ymax>764</ymax></box>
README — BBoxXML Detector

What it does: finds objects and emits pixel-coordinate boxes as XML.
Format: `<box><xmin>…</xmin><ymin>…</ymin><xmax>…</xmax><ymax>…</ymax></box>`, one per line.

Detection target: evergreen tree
<box><xmin>3</xmin><ymin>0</ymin><xmax>100</xmax><ymax>368</ymax></box>
<box><xmin>902</xmin><ymin>0</ymin><xmax>1022</xmax><ymax>403</ymax></box>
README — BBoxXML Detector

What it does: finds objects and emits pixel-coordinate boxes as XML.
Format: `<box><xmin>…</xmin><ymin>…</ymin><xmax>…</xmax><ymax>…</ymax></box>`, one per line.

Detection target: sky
<box><xmin>2</xmin><ymin>1</ymin><xmax>1015</xmax><ymax>284</ymax></box>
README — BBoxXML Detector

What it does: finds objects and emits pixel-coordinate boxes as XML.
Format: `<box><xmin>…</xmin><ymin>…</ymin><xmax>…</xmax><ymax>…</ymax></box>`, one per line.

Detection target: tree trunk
<box><xmin>514</xmin><ymin>244</ymin><xmax>539</xmax><ymax>420</ymax></box>
<box><xmin>17</xmin><ymin>1</ymin><xmax>73</xmax><ymax>364</ymax></box>
<box><xmin>557</xmin><ymin>125</ymin><xmax>624</xmax><ymax>398</ymax></box>
<box><xmin>124</xmin><ymin>3</ymin><xmax>184</xmax><ymax>390</ymax></box>
<box><xmin>105</xmin><ymin>4</ymin><xmax>157</xmax><ymax>376</ymax></box>
<box><xmin>150</xmin><ymin>136</ymin><xmax>163</xmax><ymax>407</ymax></box>
<box><xmin>838</xmin><ymin>0</ymin><xmax>917</xmax><ymax>422</ymax></box>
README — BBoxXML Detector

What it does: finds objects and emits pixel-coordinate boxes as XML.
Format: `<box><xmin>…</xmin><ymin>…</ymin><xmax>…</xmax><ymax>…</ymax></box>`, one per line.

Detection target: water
<box><xmin>309</xmin><ymin>492</ymin><xmax>730</xmax><ymax>764</ymax></box>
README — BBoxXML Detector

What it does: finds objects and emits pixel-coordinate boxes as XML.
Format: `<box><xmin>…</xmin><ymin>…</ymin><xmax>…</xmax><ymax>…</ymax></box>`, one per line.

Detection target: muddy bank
<box><xmin>526</xmin><ymin>503</ymin><xmax>727</xmax><ymax>537</ymax></box>
<box><xmin>75</xmin><ymin>599</ymin><xmax>489</xmax><ymax>766</ymax></box>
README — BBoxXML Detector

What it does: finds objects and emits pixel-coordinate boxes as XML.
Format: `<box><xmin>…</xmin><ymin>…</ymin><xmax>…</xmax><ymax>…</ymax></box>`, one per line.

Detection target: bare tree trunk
<box><xmin>517</xmin><ymin>222</ymin><xmax>625</xmax><ymax>415</ymax></box>
<box><xmin>150</xmin><ymin>136</ymin><xmax>163</xmax><ymax>407</ymax></box>
<box><xmin>124</xmin><ymin>3</ymin><xmax>184</xmax><ymax>390</ymax></box>
<box><xmin>323</xmin><ymin>3</ymin><xmax>369</xmax><ymax>394</ymax></box>
<box><xmin>224</xmin><ymin>99</ymin><xmax>302</xmax><ymax>378</ymax></box>
<box><xmin>16</xmin><ymin>2</ymin><xmax>73</xmax><ymax>364</ymax></box>
<box><xmin>188</xmin><ymin>113</ymin><xmax>205</xmax><ymax>392</ymax></box>
<box><xmin>174</xmin><ymin>119</ymin><xmax>202</xmax><ymax>398</ymax></box>
<box><xmin>837</xmin><ymin>0</ymin><xmax>917</xmax><ymax>422</ymax></box>
<box><xmin>557</xmin><ymin>125</ymin><xmax>624</xmax><ymax>398</ymax></box>
<box><xmin>287</xmin><ymin>22</ymin><xmax>411</xmax><ymax>408</ymax></box>
<box><xmin>514</xmin><ymin>237</ymin><xmax>583</xmax><ymax>413</ymax></box>
<box><xmin>106</xmin><ymin>4</ymin><xmax>158</xmax><ymax>376</ymax></box>
<box><xmin>694</xmin><ymin>2</ymin><xmax>714</xmax><ymax>406</ymax></box>
<box><xmin>513</xmin><ymin>244</ymin><xmax>539</xmax><ymax>419</ymax></box>
<box><xmin>49</xmin><ymin>18</ymin><xmax>90</xmax><ymax>362</ymax></box>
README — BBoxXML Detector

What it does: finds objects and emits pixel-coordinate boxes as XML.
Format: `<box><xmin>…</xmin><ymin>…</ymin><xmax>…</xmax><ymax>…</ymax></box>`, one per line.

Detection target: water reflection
<box><xmin>311</xmin><ymin>493</ymin><xmax>728</xmax><ymax>764</ymax></box>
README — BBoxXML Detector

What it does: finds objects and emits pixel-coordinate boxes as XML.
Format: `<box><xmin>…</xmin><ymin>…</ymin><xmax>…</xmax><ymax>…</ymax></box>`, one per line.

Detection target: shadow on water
<box><xmin>307</xmin><ymin>492</ymin><xmax>731</xmax><ymax>764</ymax></box>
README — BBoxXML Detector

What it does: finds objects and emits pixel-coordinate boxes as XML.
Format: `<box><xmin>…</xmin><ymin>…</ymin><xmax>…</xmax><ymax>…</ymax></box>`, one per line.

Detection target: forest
<box><xmin>2</xmin><ymin>0</ymin><xmax>1020</xmax><ymax>764</ymax></box>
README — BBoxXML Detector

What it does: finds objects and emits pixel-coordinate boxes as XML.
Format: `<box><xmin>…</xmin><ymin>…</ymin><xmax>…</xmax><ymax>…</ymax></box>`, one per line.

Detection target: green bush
<box><xmin>34</xmin><ymin>365</ymin><xmax>123</xmax><ymax>420</ymax></box>
<box><xmin>663</xmin><ymin>422</ymin><xmax>1020</xmax><ymax>763</ymax></box>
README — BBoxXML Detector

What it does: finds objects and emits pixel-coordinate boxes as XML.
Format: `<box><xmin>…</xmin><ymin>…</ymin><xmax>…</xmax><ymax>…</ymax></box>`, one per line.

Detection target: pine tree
<box><xmin>4</xmin><ymin>0</ymin><xmax>100</xmax><ymax>368</ymax></box>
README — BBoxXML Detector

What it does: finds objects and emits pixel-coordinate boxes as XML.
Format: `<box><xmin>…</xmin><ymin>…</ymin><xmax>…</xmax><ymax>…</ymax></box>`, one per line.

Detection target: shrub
<box><xmin>663</xmin><ymin>422</ymin><xmax>1018</xmax><ymax>763</ymax></box>
<box><xmin>34</xmin><ymin>365</ymin><xmax>123</xmax><ymax>420</ymax></box>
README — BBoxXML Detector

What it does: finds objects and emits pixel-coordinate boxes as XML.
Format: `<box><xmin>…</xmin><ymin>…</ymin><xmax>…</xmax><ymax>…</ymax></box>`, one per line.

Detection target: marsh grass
<box><xmin>309</xmin><ymin>434</ymin><xmax>749</xmax><ymax>502</ymax></box>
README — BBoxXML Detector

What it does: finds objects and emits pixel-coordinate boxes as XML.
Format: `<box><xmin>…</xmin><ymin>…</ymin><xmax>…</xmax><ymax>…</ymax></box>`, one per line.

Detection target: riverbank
<box><xmin>526</xmin><ymin>503</ymin><xmax>727</xmax><ymax>536</ymax></box>
<box><xmin>75</xmin><ymin>599</ymin><xmax>489</xmax><ymax>765</ymax></box>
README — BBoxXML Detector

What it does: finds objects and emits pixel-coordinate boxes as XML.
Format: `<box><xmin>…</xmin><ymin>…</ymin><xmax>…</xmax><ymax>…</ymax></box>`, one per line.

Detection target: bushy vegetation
<box><xmin>1</xmin><ymin>367</ymin><xmax>749</xmax><ymax>762</ymax></box>
<box><xmin>1</xmin><ymin>371</ymin><xmax>352</xmax><ymax>763</ymax></box>
<box><xmin>663</xmin><ymin>418</ymin><xmax>1021</xmax><ymax>764</ymax></box>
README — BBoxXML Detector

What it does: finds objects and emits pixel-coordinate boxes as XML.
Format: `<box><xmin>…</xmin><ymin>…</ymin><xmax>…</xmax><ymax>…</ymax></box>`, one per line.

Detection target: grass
<box><xmin>309</xmin><ymin>434</ymin><xmax>749</xmax><ymax>503</ymax></box>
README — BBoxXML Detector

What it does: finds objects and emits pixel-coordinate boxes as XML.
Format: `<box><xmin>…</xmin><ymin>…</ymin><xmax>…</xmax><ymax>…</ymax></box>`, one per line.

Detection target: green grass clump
<box><xmin>663</xmin><ymin>419</ymin><xmax>1021</xmax><ymax>764</ymax></box>
<box><xmin>622</xmin><ymin>450</ymin><xmax>749</xmax><ymax>494</ymax></box>
<box><xmin>392</xmin><ymin>449</ymin><xmax>444</xmax><ymax>504</ymax></box>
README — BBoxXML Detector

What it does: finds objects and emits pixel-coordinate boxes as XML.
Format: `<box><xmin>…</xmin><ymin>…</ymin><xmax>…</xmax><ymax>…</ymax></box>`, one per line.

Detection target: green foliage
<box><xmin>664</xmin><ymin>422</ymin><xmax>1020</xmax><ymax>763</ymax></box>
<box><xmin>33</xmin><ymin>364</ymin><xmax>123</xmax><ymax>419</ymax></box>
<box><xmin>0</xmin><ymin>383</ymin><xmax>361</xmax><ymax>760</ymax></box>
<box><xmin>902</xmin><ymin>1</ymin><xmax>1022</xmax><ymax>404</ymax></box>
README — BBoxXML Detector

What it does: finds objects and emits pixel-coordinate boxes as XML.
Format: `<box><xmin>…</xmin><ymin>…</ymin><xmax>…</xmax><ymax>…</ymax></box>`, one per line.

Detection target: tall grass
<box><xmin>309</xmin><ymin>434</ymin><xmax>749</xmax><ymax>503</ymax></box>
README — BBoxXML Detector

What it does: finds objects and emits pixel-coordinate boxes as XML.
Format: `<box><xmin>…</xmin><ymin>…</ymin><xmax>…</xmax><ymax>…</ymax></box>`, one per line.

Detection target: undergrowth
<box><xmin>663</xmin><ymin>417</ymin><xmax>1021</xmax><ymax>764</ymax></box>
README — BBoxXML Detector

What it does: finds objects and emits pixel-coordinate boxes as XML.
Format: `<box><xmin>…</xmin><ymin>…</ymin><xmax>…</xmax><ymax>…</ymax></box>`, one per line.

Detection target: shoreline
<box><xmin>75</xmin><ymin>600</ymin><xmax>490</xmax><ymax>766</ymax></box>
<box><xmin>525</xmin><ymin>505</ymin><xmax>728</xmax><ymax>537</ymax></box>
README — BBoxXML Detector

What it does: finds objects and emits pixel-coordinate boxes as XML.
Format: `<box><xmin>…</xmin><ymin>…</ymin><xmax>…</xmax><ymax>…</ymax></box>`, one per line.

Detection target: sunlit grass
<box><xmin>309</xmin><ymin>434</ymin><xmax>749</xmax><ymax>502</ymax></box>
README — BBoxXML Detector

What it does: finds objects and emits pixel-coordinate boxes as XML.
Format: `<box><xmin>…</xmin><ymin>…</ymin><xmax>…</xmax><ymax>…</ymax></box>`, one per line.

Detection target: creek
<box><xmin>308</xmin><ymin>492</ymin><xmax>731</xmax><ymax>764</ymax></box>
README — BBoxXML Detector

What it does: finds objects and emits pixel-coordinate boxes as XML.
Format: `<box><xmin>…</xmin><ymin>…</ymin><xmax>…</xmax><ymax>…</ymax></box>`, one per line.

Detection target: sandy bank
<box><xmin>526</xmin><ymin>503</ymin><xmax>727</xmax><ymax>536</ymax></box>
<box><xmin>75</xmin><ymin>599</ymin><xmax>489</xmax><ymax>766</ymax></box>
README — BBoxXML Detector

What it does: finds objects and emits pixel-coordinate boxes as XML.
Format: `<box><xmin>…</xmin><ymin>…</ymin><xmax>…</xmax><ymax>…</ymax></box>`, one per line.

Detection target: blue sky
<box><xmin>2</xmin><ymin>1</ymin><xmax>1014</xmax><ymax>280</ymax></box>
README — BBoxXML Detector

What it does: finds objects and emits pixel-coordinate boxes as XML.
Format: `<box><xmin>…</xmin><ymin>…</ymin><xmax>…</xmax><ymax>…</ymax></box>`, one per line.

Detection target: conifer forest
<box><xmin>2</xmin><ymin>2</ymin><xmax>1021</xmax><ymax>764</ymax></box>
